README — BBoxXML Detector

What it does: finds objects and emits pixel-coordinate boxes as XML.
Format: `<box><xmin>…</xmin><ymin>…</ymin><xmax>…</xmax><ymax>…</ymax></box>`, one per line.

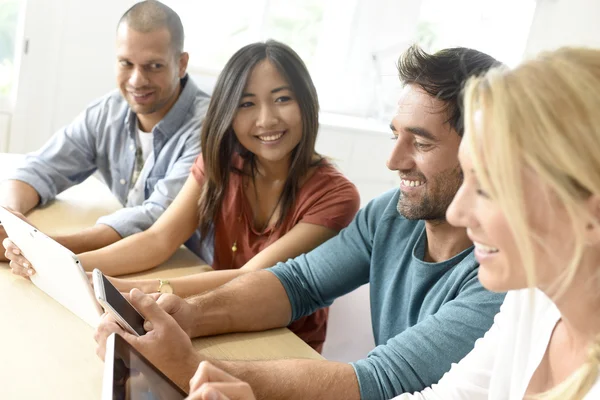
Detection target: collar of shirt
<box><xmin>124</xmin><ymin>74</ymin><xmax>198</xmax><ymax>151</ymax></box>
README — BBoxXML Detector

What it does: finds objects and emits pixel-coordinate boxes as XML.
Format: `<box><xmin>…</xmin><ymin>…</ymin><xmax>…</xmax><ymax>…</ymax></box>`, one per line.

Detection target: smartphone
<box><xmin>93</xmin><ymin>269</ymin><xmax>146</xmax><ymax>336</ymax></box>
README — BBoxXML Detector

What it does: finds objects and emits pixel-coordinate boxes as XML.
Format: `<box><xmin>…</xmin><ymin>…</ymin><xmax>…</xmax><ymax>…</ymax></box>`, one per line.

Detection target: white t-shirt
<box><xmin>395</xmin><ymin>288</ymin><xmax>600</xmax><ymax>400</ymax></box>
<box><xmin>126</xmin><ymin>128</ymin><xmax>154</xmax><ymax>207</ymax></box>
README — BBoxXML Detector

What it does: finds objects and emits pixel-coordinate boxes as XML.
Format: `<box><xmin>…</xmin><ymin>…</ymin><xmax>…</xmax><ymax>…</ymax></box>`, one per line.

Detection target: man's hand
<box><xmin>94</xmin><ymin>288</ymin><xmax>203</xmax><ymax>391</ymax></box>
<box><xmin>187</xmin><ymin>361</ymin><xmax>256</xmax><ymax>400</ymax></box>
<box><xmin>155</xmin><ymin>293</ymin><xmax>198</xmax><ymax>337</ymax></box>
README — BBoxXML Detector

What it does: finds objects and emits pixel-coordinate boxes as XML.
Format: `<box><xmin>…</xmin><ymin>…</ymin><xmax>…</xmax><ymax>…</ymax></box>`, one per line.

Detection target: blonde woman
<box><xmin>394</xmin><ymin>47</ymin><xmax>600</xmax><ymax>399</ymax></box>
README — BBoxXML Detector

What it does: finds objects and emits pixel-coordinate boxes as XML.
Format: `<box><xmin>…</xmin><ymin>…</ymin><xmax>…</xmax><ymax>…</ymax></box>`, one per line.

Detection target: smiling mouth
<box><xmin>474</xmin><ymin>241</ymin><xmax>499</xmax><ymax>254</ymax></box>
<box><xmin>400</xmin><ymin>179</ymin><xmax>426</xmax><ymax>188</ymax></box>
<box><xmin>256</xmin><ymin>131</ymin><xmax>286</xmax><ymax>143</ymax></box>
<box><xmin>130</xmin><ymin>92</ymin><xmax>154</xmax><ymax>98</ymax></box>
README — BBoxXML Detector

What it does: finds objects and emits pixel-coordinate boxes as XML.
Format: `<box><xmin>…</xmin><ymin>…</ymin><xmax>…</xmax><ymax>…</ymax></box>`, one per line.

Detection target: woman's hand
<box><xmin>187</xmin><ymin>361</ymin><xmax>256</xmax><ymax>400</ymax></box>
<box><xmin>2</xmin><ymin>238</ymin><xmax>35</xmax><ymax>278</ymax></box>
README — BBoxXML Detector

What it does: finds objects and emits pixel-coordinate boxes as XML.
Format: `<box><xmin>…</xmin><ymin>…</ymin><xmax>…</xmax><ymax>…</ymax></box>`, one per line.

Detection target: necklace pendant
<box><xmin>232</xmin><ymin>241</ymin><xmax>237</xmax><ymax>252</ymax></box>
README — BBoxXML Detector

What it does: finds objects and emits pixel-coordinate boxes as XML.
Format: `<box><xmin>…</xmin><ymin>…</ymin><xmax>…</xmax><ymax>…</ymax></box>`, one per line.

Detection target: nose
<box><xmin>128</xmin><ymin>66</ymin><xmax>149</xmax><ymax>88</ymax></box>
<box><xmin>386</xmin><ymin>135</ymin><xmax>416</xmax><ymax>172</ymax></box>
<box><xmin>446</xmin><ymin>182</ymin><xmax>473</xmax><ymax>229</ymax></box>
<box><xmin>256</xmin><ymin>104</ymin><xmax>278</xmax><ymax>129</ymax></box>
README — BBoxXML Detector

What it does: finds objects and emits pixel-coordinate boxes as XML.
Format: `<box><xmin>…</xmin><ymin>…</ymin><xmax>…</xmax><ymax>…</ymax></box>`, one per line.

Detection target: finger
<box><xmin>190</xmin><ymin>362</ymin><xmax>243</xmax><ymax>392</ymax></box>
<box><xmin>129</xmin><ymin>288</ymin><xmax>174</xmax><ymax>326</ymax></box>
<box><xmin>9</xmin><ymin>260</ymin><xmax>34</xmax><ymax>278</ymax></box>
<box><xmin>94</xmin><ymin>318</ymin><xmax>126</xmax><ymax>361</ymax></box>
<box><xmin>186</xmin><ymin>386</ymin><xmax>230</xmax><ymax>400</ymax></box>
<box><xmin>6</xmin><ymin>253</ymin><xmax>32</xmax><ymax>268</ymax></box>
<box><xmin>3</xmin><ymin>238</ymin><xmax>19</xmax><ymax>254</ymax></box>
<box><xmin>197</xmin><ymin>382</ymin><xmax>254</xmax><ymax>400</ymax></box>
<box><xmin>149</xmin><ymin>292</ymin><xmax>161</xmax><ymax>301</ymax></box>
<box><xmin>156</xmin><ymin>293</ymin><xmax>184</xmax><ymax>315</ymax></box>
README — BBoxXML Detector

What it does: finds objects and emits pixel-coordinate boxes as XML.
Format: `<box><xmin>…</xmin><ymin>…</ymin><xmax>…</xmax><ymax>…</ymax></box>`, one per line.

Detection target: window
<box><xmin>0</xmin><ymin>0</ymin><xmax>22</xmax><ymax>99</ymax></box>
<box><xmin>163</xmin><ymin>0</ymin><xmax>536</xmax><ymax>122</ymax></box>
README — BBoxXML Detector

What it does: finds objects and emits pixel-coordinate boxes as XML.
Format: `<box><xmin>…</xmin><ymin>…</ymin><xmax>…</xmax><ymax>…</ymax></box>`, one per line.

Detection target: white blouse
<box><xmin>394</xmin><ymin>289</ymin><xmax>600</xmax><ymax>400</ymax></box>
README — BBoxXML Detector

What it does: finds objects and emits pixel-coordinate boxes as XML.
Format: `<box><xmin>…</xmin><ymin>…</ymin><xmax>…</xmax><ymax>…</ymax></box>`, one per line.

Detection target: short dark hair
<box><xmin>118</xmin><ymin>0</ymin><xmax>184</xmax><ymax>55</ymax></box>
<box><xmin>397</xmin><ymin>45</ymin><xmax>501</xmax><ymax>136</ymax></box>
<box><xmin>197</xmin><ymin>40</ymin><xmax>322</xmax><ymax>236</ymax></box>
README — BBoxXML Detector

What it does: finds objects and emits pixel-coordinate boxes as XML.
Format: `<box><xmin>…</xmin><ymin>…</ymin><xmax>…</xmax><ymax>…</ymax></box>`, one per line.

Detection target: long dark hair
<box><xmin>197</xmin><ymin>40</ymin><xmax>322</xmax><ymax>236</ymax></box>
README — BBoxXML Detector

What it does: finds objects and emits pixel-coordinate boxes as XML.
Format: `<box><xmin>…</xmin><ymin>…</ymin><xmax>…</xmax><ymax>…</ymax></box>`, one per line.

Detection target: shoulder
<box><xmin>81</xmin><ymin>89</ymin><xmax>129</xmax><ymax>119</ymax></box>
<box><xmin>297</xmin><ymin>162</ymin><xmax>360</xmax><ymax>211</ymax></box>
<box><xmin>501</xmin><ymin>288</ymin><xmax>558</xmax><ymax>320</ymax></box>
<box><xmin>359</xmin><ymin>187</ymin><xmax>403</xmax><ymax>225</ymax></box>
<box><xmin>307</xmin><ymin>162</ymin><xmax>358</xmax><ymax>194</ymax></box>
<box><xmin>185</xmin><ymin>77</ymin><xmax>211</xmax><ymax>119</ymax></box>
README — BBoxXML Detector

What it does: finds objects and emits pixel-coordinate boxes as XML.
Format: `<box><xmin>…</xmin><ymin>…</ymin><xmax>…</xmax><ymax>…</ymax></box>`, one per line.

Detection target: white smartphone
<box><xmin>93</xmin><ymin>269</ymin><xmax>146</xmax><ymax>336</ymax></box>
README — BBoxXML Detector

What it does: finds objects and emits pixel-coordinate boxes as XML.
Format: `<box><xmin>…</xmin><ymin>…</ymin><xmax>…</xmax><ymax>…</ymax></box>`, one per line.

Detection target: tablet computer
<box><xmin>102</xmin><ymin>333</ymin><xmax>187</xmax><ymax>400</ymax></box>
<box><xmin>0</xmin><ymin>207</ymin><xmax>103</xmax><ymax>327</ymax></box>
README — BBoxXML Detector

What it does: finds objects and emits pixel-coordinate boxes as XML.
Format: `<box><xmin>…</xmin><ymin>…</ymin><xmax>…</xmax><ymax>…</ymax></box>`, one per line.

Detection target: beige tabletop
<box><xmin>0</xmin><ymin>158</ymin><xmax>322</xmax><ymax>400</ymax></box>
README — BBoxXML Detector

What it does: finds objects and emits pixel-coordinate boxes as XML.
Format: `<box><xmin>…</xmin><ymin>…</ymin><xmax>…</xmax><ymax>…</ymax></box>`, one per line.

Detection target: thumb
<box><xmin>129</xmin><ymin>288</ymin><xmax>172</xmax><ymax>327</ymax></box>
<box><xmin>202</xmin><ymin>387</ymin><xmax>230</xmax><ymax>400</ymax></box>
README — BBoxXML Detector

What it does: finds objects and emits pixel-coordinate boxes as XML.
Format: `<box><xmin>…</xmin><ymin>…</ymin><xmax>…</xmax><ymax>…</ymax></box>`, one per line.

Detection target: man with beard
<box><xmin>94</xmin><ymin>46</ymin><xmax>506</xmax><ymax>400</ymax></box>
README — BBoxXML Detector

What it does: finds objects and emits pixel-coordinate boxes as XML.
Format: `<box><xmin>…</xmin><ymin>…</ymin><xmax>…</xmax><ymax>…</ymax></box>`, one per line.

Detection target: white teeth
<box><xmin>259</xmin><ymin>132</ymin><xmax>284</xmax><ymax>142</ymax></box>
<box><xmin>402</xmin><ymin>179</ymin><xmax>424</xmax><ymax>187</ymax></box>
<box><xmin>475</xmin><ymin>242</ymin><xmax>499</xmax><ymax>253</ymax></box>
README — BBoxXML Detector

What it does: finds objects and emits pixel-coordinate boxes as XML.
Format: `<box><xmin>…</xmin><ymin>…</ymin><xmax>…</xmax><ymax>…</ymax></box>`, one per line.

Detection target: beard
<box><xmin>397</xmin><ymin>164</ymin><xmax>463</xmax><ymax>221</ymax></box>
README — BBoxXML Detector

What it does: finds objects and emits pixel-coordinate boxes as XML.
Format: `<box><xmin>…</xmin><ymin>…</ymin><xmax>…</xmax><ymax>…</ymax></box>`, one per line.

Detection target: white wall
<box><xmin>0</xmin><ymin>112</ymin><xmax>10</xmax><ymax>152</ymax></box>
<box><xmin>524</xmin><ymin>0</ymin><xmax>600</xmax><ymax>57</ymax></box>
<box><xmin>9</xmin><ymin>0</ymin><xmax>134</xmax><ymax>154</ymax></box>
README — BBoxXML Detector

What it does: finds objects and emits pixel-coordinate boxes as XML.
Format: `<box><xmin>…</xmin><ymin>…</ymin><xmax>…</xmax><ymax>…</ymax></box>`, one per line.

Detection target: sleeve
<box><xmin>391</xmin><ymin>293</ymin><xmax>515</xmax><ymax>400</ymax></box>
<box><xmin>6</xmin><ymin>106</ymin><xmax>100</xmax><ymax>205</ymax></box>
<box><xmin>96</xmin><ymin>131</ymin><xmax>202</xmax><ymax>238</ymax></box>
<box><xmin>299</xmin><ymin>169</ymin><xmax>360</xmax><ymax>232</ymax></box>
<box><xmin>268</xmin><ymin>194</ymin><xmax>381</xmax><ymax>322</ymax></box>
<box><xmin>351</xmin><ymin>273</ymin><xmax>506</xmax><ymax>400</ymax></box>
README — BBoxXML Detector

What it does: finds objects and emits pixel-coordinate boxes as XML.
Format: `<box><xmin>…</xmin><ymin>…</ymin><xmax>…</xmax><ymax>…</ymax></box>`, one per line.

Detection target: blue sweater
<box><xmin>269</xmin><ymin>188</ymin><xmax>505</xmax><ymax>399</ymax></box>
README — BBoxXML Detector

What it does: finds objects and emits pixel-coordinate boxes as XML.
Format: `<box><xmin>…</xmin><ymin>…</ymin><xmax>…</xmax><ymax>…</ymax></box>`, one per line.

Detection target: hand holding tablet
<box><xmin>94</xmin><ymin>288</ymin><xmax>202</xmax><ymax>392</ymax></box>
<box><xmin>0</xmin><ymin>206</ymin><xmax>103</xmax><ymax>327</ymax></box>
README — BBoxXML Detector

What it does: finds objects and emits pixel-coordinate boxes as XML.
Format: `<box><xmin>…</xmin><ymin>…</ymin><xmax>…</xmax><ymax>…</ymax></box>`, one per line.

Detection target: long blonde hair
<box><xmin>463</xmin><ymin>47</ymin><xmax>600</xmax><ymax>399</ymax></box>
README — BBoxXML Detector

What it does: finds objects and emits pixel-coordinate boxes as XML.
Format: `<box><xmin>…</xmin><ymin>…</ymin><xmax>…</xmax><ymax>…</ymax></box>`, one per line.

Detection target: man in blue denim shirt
<box><xmin>0</xmin><ymin>1</ymin><xmax>210</xmax><ymax>258</ymax></box>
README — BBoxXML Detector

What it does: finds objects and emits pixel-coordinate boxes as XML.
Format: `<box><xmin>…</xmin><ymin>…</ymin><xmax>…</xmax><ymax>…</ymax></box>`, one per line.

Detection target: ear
<box><xmin>178</xmin><ymin>52</ymin><xmax>189</xmax><ymax>78</ymax></box>
<box><xmin>584</xmin><ymin>194</ymin><xmax>600</xmax><ymax>245</ymax></box>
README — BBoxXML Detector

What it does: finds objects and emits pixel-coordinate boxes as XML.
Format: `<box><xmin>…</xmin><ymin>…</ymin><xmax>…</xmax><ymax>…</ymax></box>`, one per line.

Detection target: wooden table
<box><xmin>0</xmin><ymin>163</ymin><xmax>322</xmax><ymax>399</ymax></box>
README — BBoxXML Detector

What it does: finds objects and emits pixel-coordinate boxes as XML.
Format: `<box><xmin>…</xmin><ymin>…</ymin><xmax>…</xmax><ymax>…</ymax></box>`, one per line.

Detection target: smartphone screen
<box><xmin>100</xmin><ymin>273</ymin><xmax>146</xmax><ymax>336</ymax></box>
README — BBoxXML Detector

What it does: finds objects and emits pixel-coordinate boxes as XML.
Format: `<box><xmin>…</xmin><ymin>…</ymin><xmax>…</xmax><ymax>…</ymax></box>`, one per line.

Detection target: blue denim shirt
<box><xmin>7</xmin><ymin>75</ymin><xmax>213</xmax><ymax>260</ymax></box>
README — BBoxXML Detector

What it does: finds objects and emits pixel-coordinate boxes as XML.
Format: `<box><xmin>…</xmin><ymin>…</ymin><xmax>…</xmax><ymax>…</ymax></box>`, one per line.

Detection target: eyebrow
<box><xmin>389</xmin><ymin>123</ymin><xmax>438</xmax><ymax>142</ymax></box>
<box><xmin>117</xmin><ymin>57</ymin><xmax>166</xmax><ymax>65</ymax></box>
<box><xmin>242</xmin><ymin>85</ymin><xmax>292</xmax><ymax>98</ymax></box>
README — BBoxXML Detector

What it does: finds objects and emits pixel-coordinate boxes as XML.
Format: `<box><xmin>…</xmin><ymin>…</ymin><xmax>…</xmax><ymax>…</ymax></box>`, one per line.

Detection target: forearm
<box><xmin>214</xmin><ymin>358</ymin><xmax>360</xmax><ymax>400</ymax></box>
<box><xmin>187</xmin><ymin>270</ymin><xmax>292</xmax><ymax>338</ymax></box>
<box><xmin>78</xmin><ymin>229</ymin><xmax>177</xmax><ymax>276</ymax></box>
<box><xmin>54</xmin><ymin>224</ymin><xmax>122</xmax><ymax>254</ymax></box>
<box><xmin>0</xmin><ymin>180</ymin><xmax>40</xmax><ymax>214</ymax></box>
<box><xmin>169</xmin><ymin>269</ymin><xmax>246</xmax><ymax>298</ymax></box>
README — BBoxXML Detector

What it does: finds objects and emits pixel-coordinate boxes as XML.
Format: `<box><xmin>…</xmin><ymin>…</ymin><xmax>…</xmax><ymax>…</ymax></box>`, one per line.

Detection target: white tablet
<box><xmin>102</xmin><ymin>333</ymin><xmax>187</xmax><ymax>400</ymax></box>
<box><xmin>0</xmin><ymin>207</ymin><xmax>103</xmax><ymax>327</ymax></box>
